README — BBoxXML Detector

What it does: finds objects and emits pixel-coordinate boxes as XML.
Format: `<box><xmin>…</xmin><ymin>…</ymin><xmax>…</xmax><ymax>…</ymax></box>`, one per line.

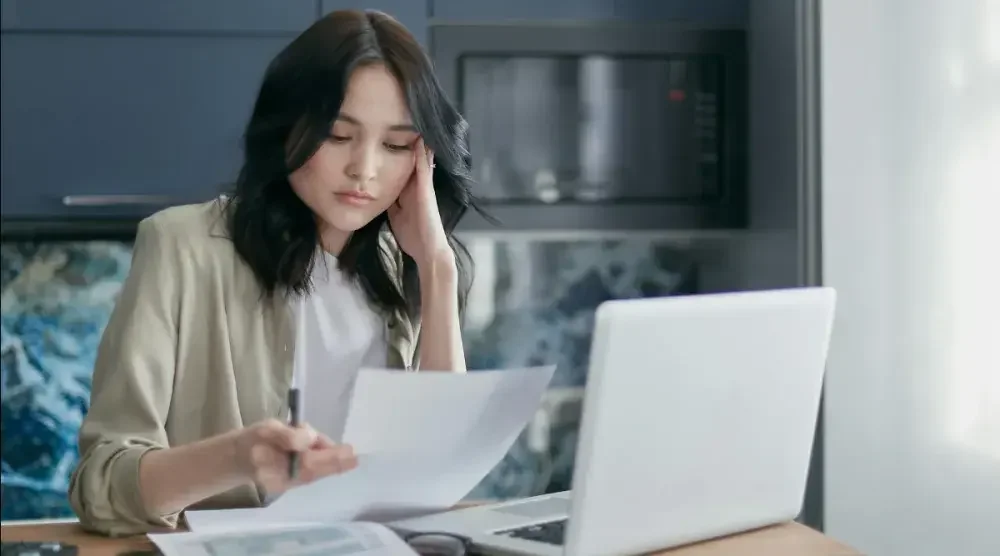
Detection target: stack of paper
<box><xmin>183</xmin><ymin>365</ymin><xmax>555</xmax><ymax>533</ymax></box>
<box><xmin>150</xmin><ymin>522</ymin><xmax>419</xmax><ymax>556</ymax></box>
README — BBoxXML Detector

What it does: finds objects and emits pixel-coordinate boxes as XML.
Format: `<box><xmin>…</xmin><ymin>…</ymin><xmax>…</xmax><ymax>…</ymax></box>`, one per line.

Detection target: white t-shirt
<box><xmin>291</xmin><ymin>251</ymin><xmax>387</xmax><ymax>442</ymax></box>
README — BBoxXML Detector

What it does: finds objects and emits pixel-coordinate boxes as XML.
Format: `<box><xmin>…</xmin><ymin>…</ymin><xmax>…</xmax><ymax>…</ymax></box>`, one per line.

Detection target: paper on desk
<box><xmin>185</xmin><ymin>365</ymin><xmax>555</xmax><ymax>533</ymax></box>
<box><xmin>149</xmin><ymin>521</ymin><xmax>418</xmax><ymax>556</ymax></box>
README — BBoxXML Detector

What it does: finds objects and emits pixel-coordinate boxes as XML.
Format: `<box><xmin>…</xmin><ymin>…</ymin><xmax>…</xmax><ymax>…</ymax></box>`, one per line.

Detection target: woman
<box><xmin>68</xmin><ymin>9</ymin><xmax>480</xmax><ymax>536</ymax></box>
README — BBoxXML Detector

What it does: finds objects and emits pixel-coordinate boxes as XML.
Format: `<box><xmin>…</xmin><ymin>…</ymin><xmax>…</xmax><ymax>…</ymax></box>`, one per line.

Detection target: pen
<box><xmin>287</xmin><ymin>387</ymin><xmax>301</xmax><ymax>480</ymax></box>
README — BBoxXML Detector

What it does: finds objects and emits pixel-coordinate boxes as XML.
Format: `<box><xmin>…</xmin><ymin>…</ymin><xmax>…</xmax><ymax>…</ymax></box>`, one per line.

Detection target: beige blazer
<box><xmin>67</xmin><ymin>200</ymin><xmax>420</xmax><ymax>536</ymax></box>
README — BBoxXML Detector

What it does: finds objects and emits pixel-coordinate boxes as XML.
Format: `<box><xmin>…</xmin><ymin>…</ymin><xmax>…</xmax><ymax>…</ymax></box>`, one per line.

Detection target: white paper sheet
<box><xmin>185</xmin><ymin>366</ymin><xmax>555</xmax><ymax>533</ymax></box>
<box><xmin>150</xmin><ymin>521</ymin><xmax>418</xmax><ymax>556</ymax></box>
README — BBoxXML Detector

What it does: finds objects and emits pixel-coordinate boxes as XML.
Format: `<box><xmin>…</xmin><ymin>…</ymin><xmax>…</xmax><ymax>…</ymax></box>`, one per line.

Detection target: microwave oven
<box><xmin>429</xmin><ymin>22</ymin><xmax>748</xmax><ymax>231</ymax></box>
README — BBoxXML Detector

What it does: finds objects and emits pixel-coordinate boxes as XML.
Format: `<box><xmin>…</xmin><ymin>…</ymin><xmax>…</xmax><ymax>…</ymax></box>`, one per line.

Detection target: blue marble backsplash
<box><xmin>1</xmin><ymin>237</ymin><xmax>695</xmax><ymax>520</ymax></box>
<box><xmin>1</xmin><ymin>241</ymin><xmax>134</xmax><ymax>520</ymax></box>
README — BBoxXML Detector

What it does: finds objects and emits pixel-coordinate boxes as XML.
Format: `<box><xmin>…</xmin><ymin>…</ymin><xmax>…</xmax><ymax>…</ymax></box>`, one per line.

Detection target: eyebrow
<box><xmin>337</xmin><ymin>112</ymin><xmax>417</xmax><ymax>132</ymax></box>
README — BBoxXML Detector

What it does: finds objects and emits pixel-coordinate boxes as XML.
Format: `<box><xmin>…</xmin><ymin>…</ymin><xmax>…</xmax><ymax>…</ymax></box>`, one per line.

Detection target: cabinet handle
<box><xmin>61</xmin><ymin>195</ymin><xmax>175</xmax><ymax>207</ymax></box>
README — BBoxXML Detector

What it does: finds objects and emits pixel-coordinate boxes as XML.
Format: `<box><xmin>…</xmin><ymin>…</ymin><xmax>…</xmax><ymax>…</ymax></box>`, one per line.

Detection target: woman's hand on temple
<box><xmin>388</xmin><ymin>138</ymin><xmax>454</xmax><ymax>270</ymax></box>
<box><xmin>233</xmin><ymin>419</ymin><xmax>358</xmax><ymax>496</ymax></box>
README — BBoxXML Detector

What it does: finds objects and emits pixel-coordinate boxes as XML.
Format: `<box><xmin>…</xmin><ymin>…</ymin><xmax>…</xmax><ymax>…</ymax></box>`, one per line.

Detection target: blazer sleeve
<box><xmin>68</xmin><ymin>217</ymin><xmax>183</xmax><ymax>536</ymax></box>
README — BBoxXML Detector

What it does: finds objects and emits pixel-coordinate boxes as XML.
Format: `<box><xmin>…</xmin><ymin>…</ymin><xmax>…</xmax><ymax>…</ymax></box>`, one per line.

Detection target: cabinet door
<box><xmin>431</xmin><ymin>0</ymin><xmax>615</xmax><ymax>21</ymax></box>
<box><xmin>0</xmin><ymin>0</ymin><xmax>315</xmax><ymax>219</ymax></box>
<box><xmin>321</xmin><ymin>1</ymin><xmax>428</xmax><ymax>45</ymax></box>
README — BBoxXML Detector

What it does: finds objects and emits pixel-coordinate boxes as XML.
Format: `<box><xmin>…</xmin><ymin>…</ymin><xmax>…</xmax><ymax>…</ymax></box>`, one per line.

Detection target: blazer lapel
<box><xmin>386</xmin><ymin>309</ymin><xmax>415</xmax><ymax>371</ymax></box>
<box><xmin>225</xmin><ymin>266</ymin><xmax>295</xmax><ymax>426</ymax></box>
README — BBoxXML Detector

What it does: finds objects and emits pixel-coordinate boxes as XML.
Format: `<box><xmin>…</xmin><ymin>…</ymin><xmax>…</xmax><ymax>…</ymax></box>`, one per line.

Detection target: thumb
<box><xmin>310</xmin><ymin>432</ymin><xmax>339</xmax><ymax>449</ymax></box>
<box><xmin>260</xmin><ymin>421</ymin><xmax>317</xmax><ymax>452</ymax></box>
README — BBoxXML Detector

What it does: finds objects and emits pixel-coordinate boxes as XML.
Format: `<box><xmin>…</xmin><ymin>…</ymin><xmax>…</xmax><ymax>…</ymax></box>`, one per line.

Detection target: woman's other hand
<box><xmin>388</xmin><ymin>138</ymin><xmax>453</xmax><ymax>269</ymax></box>
<box><xmin>234</xmin><ymin>418</ymin><xmax>358</xmax><ymax>496</ymax></box>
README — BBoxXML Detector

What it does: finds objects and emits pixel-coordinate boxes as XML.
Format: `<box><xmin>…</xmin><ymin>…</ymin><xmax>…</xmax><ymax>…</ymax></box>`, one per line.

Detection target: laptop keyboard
<box><xmin>495</xmin><ymin>518</ymin><xmax>568</xmax><ymax>546</ymax></box>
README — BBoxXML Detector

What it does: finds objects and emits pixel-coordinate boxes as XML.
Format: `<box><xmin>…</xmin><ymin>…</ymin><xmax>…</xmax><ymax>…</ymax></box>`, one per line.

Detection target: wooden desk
<box><xmin>2</xmin><ymin>519</ymin><xmax>860</xmax><ymax>556</ymax></box>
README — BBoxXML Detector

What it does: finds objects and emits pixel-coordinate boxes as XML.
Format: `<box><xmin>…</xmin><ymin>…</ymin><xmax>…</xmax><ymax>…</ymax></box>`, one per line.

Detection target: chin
<box><xmin>322</xmin><ymin>208</ymin><xmax>379</xmax><ymax>233</ymax></box>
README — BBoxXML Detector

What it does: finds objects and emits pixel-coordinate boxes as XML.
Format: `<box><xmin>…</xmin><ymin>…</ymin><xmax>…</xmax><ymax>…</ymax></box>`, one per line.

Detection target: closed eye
<box><xmin>329</xmin><ymin>134</ymin><xmax>350</xmax><ymax>143</ymax></box>
<box><xmin>384</xmin><ymin>142</ymin><xmax>412</xmax><ymax>152</ymax></box>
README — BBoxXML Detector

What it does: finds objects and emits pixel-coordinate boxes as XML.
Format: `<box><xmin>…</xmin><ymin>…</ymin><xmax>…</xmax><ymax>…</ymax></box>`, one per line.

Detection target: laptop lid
<box><xmin>565</xmin><ymin>287</ymin><xmax>836</xmax><ymax>556</ymax></box>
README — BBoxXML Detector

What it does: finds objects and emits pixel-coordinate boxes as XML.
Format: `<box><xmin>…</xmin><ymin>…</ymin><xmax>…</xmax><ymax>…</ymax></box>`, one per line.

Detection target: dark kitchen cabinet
<box><xmin>0</xmin><ymin>0</ymin><xmax>314</xmax><ymax>220</ymax></box>
<box><xmin>0</xmin><ymin>0</ymin><xmax>753</xmax><ymax>222</ymax></box>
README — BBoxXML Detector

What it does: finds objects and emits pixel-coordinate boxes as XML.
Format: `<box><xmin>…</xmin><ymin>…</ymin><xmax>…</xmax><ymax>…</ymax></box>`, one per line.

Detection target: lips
<box><xmin>334</xmin><ymin>190</ymin><xmax>375</xmax><ymax>206</ymax></box>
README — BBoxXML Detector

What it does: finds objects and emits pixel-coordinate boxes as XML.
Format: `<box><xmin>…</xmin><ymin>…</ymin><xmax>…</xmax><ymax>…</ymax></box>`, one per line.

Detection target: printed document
<box><xmin>149</xmin><ymin>522</ymin><xmax>418</xmax><ymax>556</ymax></box>
<box><xmin>184</xmin><ymin>365</ymin><xmax>555</xmax><ymax>533</ymax></box>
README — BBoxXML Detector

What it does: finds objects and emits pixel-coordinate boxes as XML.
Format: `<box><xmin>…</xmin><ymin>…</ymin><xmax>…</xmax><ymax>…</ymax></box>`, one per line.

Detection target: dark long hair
<box><xmin>223</xmin><ymin>9</ymin><xmax>484</xmax><ymax>319</ymax></box>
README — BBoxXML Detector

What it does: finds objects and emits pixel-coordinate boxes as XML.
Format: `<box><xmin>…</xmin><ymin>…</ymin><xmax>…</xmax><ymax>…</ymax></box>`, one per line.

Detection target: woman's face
<box><xmin>289</xmin><ymin>63</ymin><xmax>419</xmax><ymax>252</ymax></box>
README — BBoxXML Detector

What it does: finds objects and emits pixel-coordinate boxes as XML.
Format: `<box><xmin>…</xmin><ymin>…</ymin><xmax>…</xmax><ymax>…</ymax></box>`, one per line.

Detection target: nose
<box><xmin>344</xmin><ymin>143</ymin><xmax>378</xmax><ymax>184</ymax></box>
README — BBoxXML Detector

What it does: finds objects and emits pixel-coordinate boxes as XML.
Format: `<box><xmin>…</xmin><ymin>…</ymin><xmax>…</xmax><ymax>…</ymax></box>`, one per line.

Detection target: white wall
<box><xmin>821</xmin><ymin>0</ymin><xmax>1000</xmax><ymax>555</ymax></box>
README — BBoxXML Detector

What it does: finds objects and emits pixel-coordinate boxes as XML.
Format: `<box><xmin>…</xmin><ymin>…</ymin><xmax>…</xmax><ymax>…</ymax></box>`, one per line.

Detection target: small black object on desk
<box><xmin>0</xmin><ymin>542</ymin><xmax>78</xmax><ymax>556</ymax></box>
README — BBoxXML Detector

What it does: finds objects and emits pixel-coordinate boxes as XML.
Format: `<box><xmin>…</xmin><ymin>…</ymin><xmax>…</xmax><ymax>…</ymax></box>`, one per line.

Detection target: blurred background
<box><xmin>1</xmin><ymin>1</ymin><xmax>997</xmax><ymax>555</ymax></box>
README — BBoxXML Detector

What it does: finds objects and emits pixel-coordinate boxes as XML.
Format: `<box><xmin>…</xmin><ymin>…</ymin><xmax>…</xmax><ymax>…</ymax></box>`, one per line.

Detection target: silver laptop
<box><xmin>391</xmin><ymin>287</ymin><xmax>837</xmax><ymax>556</ymax></box>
